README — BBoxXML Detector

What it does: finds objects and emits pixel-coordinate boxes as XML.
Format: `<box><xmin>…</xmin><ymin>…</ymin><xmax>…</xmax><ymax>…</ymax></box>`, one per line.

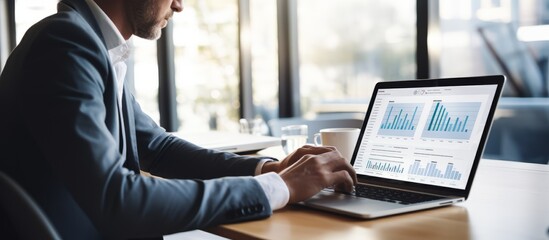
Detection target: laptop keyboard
<box><xmin>353</xmin><ymin>184</ymin><xmax>444</xmax><ymax>205</ymax></box>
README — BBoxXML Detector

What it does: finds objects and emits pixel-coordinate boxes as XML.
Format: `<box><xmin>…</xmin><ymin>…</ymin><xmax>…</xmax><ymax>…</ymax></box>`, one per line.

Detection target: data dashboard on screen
<box><xmin>353</xmin><ymin>84</ymin><xmax>498</xmax><ymax>189</ymax></box>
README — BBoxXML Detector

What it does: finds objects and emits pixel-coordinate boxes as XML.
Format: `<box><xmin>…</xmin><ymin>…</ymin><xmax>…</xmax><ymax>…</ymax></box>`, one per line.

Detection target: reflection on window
<box><xmin>438</xmin><ymin>0</ymin><xmax>549</xmax><ymax>97</ymax></box>
<box><xmin>297</xmin><ymin>0</ymin><xmax>416</xmax><ymax>117</ymax></box>
<box><xmin>172</xmin><ymin>0</ymin><xmax>239</xmax><ymax>133</ymax></box>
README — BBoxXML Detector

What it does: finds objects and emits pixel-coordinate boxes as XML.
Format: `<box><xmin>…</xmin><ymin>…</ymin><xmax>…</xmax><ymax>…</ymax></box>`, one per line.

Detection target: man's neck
<box><xmin>93</xmin><ymin>0</ymin><xmax>132</xmax><ymax>40</ymax></box>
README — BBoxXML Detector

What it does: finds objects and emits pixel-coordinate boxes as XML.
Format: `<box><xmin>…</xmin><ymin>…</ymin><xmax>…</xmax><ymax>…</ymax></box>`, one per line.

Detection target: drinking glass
<box><xmin>281</xmin><ymin>125</ymin><xmax>308</xmax><ymax>155</ymax></box>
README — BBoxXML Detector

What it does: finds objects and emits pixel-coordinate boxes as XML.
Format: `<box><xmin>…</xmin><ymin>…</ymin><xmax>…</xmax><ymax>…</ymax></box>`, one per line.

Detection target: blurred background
<box><xmin>1</xmin><ymin>0</ymin><xmax>548</xmax><ymax>164</ymax></box>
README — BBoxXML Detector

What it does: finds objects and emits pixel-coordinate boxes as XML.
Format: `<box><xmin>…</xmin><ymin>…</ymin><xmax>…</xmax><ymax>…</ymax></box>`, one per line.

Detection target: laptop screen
<box><xmin>353</xmin><ymin>82</ymin><xmax>500</xmax><ymax>190</ymax></box>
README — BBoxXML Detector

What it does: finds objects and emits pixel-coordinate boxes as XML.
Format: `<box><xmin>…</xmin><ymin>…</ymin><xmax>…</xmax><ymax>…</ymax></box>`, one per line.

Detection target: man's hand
<box><xmin>277</xmin><ymin>146</ymin><xmax>357</xmax><ymax>204</ymax></box>
<box><xmin>261</xmin><ymin>145</ymin><xmax>335</xmax><ymax>174</ymax></box>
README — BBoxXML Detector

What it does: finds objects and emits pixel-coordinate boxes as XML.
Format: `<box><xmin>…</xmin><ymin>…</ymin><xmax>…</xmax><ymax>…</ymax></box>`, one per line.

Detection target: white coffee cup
<box><xmin>314</xmin><ymin>128</ymin><xmax>360</xmax><ymax>162</ymax></box>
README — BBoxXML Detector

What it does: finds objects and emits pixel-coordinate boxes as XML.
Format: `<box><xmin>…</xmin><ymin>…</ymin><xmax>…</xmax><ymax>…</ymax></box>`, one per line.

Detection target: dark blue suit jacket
<box><xmin>0</xmin><ymin>0</ymin><xmax>271</xmax><ymax>239</ymax></box>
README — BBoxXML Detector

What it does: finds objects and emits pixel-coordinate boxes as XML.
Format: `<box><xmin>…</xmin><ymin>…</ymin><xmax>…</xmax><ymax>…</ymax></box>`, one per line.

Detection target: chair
<box><xmin>477</xmin><ymin>22</ymin><xmax>547</xmax><ymax>97</ymax></box>
<box><xmin>0</xmin><ymin>171</ymin><xmax>61</xmax><ymax>240</ymax></box>
<box><xmin>268</xmin><ymin>113</ymin><xmax>365</xmax><ymax>143</ymax></box>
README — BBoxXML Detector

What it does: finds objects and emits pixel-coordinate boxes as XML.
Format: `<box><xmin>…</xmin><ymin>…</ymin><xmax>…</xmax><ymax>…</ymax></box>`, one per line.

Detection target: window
<box><xmin>171</xmin><ymin>0</ymin><xmax>240</xmax><ymax>133</ymax></box>
<box><xmin>437</xmin><ymin>0</ymin><xmax>549</xmax><ymax>97</ymax></box>
<box><xmin>131</xmin><ymin>38</ymin><xmax>160</xmax><ymax>122</ymax></box>
<box><xmin>297</xmin><ymin>0</ymin><xmax>416</xmax><ymax>117</ymax></box>
<box><xmin>13</xmin><ymin>1</ymin><xmax>417</xmax><ymax>130</ymax></box>
<box><xmin>0</xmin><ymin>1</ymin><xmax>11</xmax><ymax>70</ymax></box>
<box><xmin>250</xmin><ymin>0</ymin><xmax>278</xmax><ymax>122</ymax></box>
<box><xmin>436</xmin><ymin>0</ymin><xmax>549</xmax><ymax>163</ymax></box>
<box><xmin>15</xmin><ymin>0</ymin><xmax>57</xmax><ymax>43</ymax></box>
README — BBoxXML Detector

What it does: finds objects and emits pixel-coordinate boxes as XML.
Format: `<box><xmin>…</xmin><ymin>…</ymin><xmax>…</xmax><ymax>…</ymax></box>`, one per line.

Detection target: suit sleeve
<box><xmin>18</xmin><ymin>12</ymin><xmax>271</xmax><ymax>239</ymax></box>
<box><xmin>129</xmin><ymin>93</ymin><xmax>267</xmax><ymax>180</ymax></box>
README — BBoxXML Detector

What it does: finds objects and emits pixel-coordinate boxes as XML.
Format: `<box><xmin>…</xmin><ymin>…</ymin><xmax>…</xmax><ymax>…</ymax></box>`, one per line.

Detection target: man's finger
<box><xmin>329</xmin><ymin>170</ymin><xmax>355</xmax><ymax>193</ymax></box>
<box><xmin>321</xmin><ymin>151</ymin><xmax>358</xmax><ymax>184</ymax></box>
<box><xmin>290</xmin><ymin>145</ymin><xmax>337</xmax><ymax>158</ymax></box>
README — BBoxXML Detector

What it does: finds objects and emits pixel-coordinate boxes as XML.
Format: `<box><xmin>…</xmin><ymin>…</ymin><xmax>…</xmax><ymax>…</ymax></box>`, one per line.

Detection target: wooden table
<box><xmin>206</xmin><ymin>158</ymin><xmax>549</xmax><ymax>240</ymax></box>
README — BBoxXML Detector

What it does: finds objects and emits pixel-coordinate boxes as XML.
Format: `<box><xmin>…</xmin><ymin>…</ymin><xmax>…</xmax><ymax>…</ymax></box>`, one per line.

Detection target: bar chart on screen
<box><xmin>421</xmin><ymin>101</ymin><xmax>481</xmax><ymax>140</ymax></box>
<box><xmin>408</xmin><ymin>160</ymin><xmax>463</xmax><ymax>180</ymax></box>
<box><xmin>364</xmin><ymin>159</ymin><xmax>405</xmax><ymax>173</ymax></box>
<box><xmin>378</xmin><ymin>103</ymin><xmax>424</xmax><ymax>137</ymax></box>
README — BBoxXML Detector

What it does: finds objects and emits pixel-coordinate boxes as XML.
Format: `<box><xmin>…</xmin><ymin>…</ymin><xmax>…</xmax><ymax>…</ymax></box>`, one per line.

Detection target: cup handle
<box><xmin>313</xmin><ymin>133</ymin><xmax>322</xmax><ymax>146</ymax></box>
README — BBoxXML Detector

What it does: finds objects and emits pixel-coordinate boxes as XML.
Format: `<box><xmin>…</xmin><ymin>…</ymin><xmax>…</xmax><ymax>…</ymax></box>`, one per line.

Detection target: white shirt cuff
<box><xmin>254</xmin><ymin>158</ymin><xmax>271</xmax><ymax>176</ymax></box>
<box><xmin>254</xmin><ymin>172</ymin><xmax>290</xmax><ymax>210</ymax></box>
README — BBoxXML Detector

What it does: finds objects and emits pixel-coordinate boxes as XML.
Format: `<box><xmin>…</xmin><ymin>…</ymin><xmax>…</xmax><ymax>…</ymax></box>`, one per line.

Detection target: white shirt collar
<box><xmin>84</xmin><ymin>0</ymin><xmax>130</xmax><ymax>64</ymax></box>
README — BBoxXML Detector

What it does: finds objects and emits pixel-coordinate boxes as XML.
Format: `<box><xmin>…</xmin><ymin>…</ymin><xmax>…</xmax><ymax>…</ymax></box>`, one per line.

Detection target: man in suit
<box><xmin>0</xmin><ymin>0</ymin><xmax>356</xmax><ymax>239</ymax></box>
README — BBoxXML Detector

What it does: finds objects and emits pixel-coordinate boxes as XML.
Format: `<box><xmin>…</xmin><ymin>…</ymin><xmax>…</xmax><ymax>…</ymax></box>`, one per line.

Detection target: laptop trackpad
<box><xmin>303</xmin><ymin>191</ymin><xmax>402</xmax><ymax>214</ymax></box>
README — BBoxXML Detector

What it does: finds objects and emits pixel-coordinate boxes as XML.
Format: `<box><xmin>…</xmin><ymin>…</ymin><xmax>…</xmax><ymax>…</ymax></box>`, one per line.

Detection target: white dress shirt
<box><xmin>84</xmin><ymin>0</ymin><xmax>289</xmax><ymax>211</ymax></box>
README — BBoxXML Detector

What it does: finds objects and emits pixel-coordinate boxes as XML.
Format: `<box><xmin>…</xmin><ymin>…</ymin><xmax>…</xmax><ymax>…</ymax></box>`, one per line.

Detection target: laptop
<box><xmin>301</xmin><ymin>75</ymin><xmax>505</xmax><ymax>219</ymax></box>
<box><xmin>173</xmin><ymin>131</ymin><xmax>281</xmax><ymax>154</ymax></box>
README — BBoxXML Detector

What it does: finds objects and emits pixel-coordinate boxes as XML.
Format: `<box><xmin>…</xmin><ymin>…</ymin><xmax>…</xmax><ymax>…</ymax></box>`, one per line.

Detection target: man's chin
<box><xmin>135</xmin><ymin>28</ymin><xmax>162</xmax><ymax>40</ymax></box>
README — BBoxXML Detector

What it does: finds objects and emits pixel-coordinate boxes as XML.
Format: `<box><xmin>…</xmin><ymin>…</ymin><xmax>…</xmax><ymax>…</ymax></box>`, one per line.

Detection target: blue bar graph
<box><xmin>421</xmin><ymin>101</ymin><xmax>481</xmax><ymax>140</ymax></box>
<box><xmin>378</xmin><ymin>103</ymin><xmax>424</xmax><ymax>137</ymax></box>
<box><xmin>408</xmin><ymin>160</ymin><xmax>462</xmax><ymax>180</ymax></box>
<box><xmin>366</xmin><ymin>160</ymin><xmax>404</xmax><ymax>173</ymax></box>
